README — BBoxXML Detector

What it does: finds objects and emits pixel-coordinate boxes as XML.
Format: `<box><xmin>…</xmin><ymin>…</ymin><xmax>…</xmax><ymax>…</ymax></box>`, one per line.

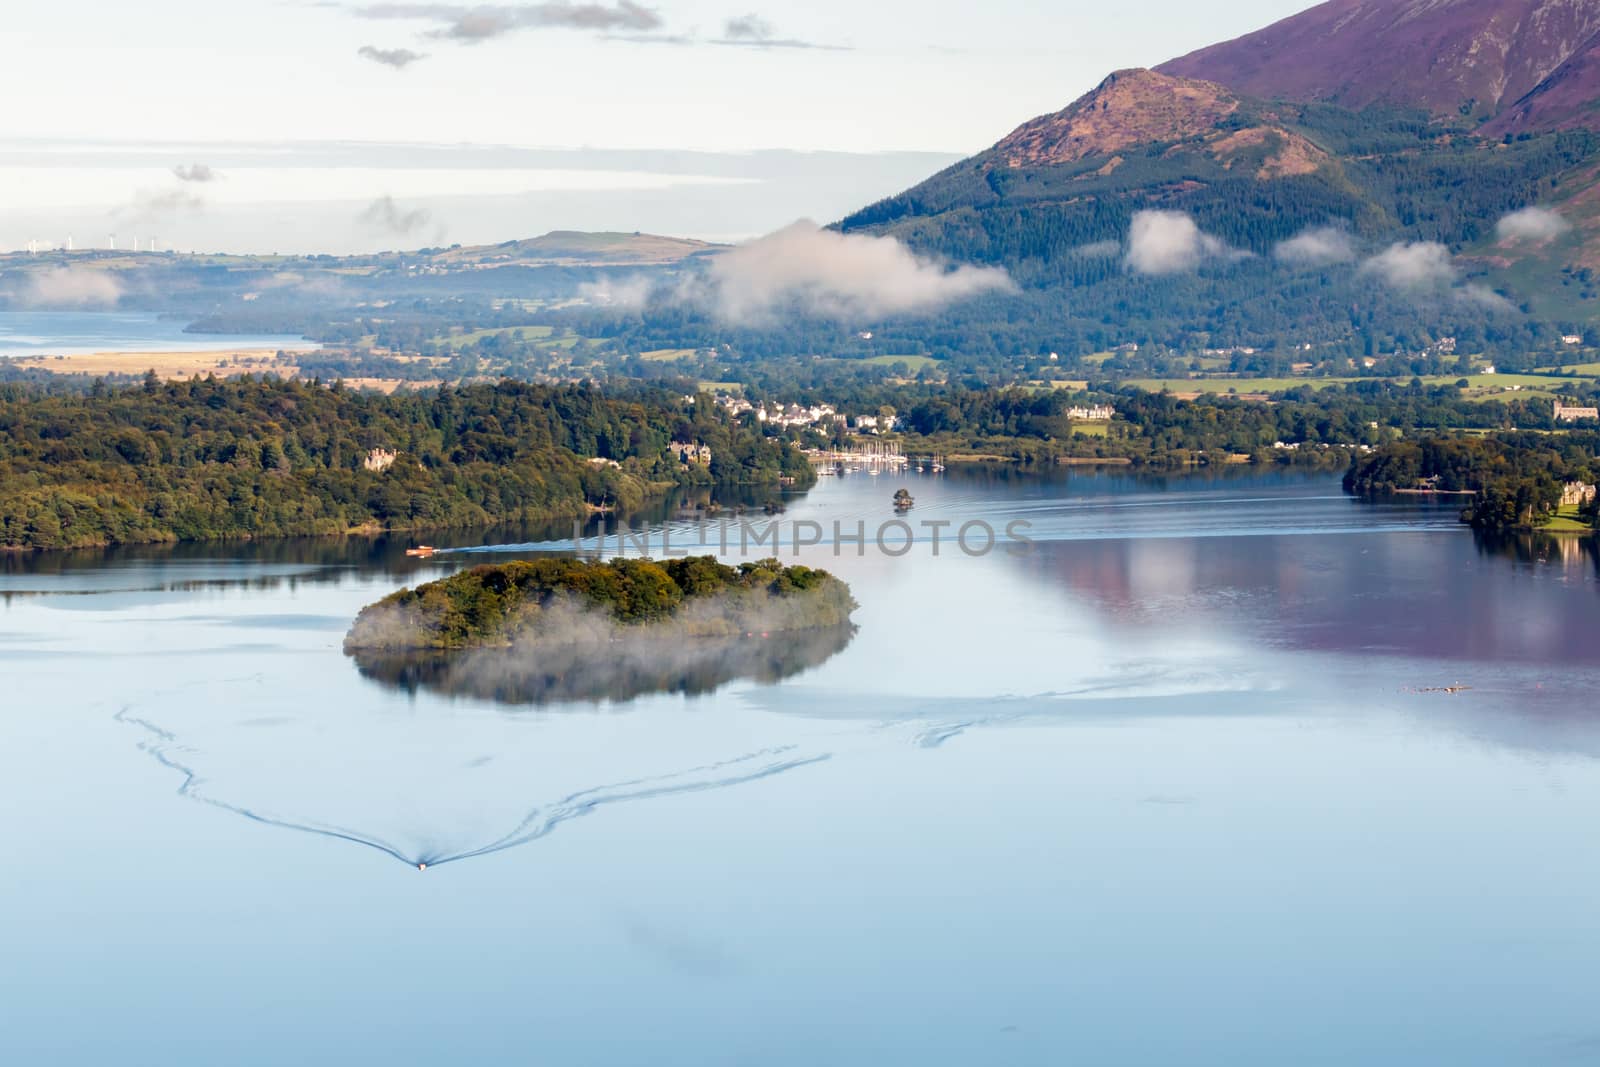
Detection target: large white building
<box><xmin>1554</xmin><ymin>399</ymin><xmax>1599</xmax><ymax>423</ymax></box>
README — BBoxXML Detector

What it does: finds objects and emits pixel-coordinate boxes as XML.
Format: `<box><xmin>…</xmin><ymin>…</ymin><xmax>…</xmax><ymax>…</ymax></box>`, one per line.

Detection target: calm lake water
<box><xmin>0</xmin><ymin>310</ymin><xmax>314</xmax><ymax>356</ymax></box>
<box><xmin>3</xmin><ymin>470</ymin><xmax>1599</xmax><ymax>1065</ymax></box>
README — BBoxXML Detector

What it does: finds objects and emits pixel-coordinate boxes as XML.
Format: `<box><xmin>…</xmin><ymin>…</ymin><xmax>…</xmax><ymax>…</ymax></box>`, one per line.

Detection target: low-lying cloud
<box><xmin>352</xmin><ymin>2</ymin><xmax>662</xmax><ymax>43</ymax></box>
<box><xmin>1273</xmin><ymin>225</ymin><xmax>1357</xmax><ymax>267</ymax></box>
<box><xmin>1073</xmin><ymin>240</ymin><xmax>1122</xmax><ymax>258</ymax></box>
<box><xmin>578</xmin><ymin>275</ymin><xmax>656</xmax><ymax>311</ymax></box>
<box><xmin>706</xmin><ymin>221</ymin><xmax>1013</xmax><ymax>323</ymax></box>
<box><xmin>1361</xmin><ymin>241</ymin><xmax>1457</xmax><ymax>290</ymax></box>
<box><xmin>1495</xmin><ymin>205</ymin><xmax>1571</xmax><ymax>242</ymax></box>
<box><xmin>1358</xmin><ymin>241</ymin><xmax>1515</xmax><ymax>312</ymax></box>
<box><xmin>581</xmin><ymin>221</ymin><xmax>1013</xmax><ymax>323</ymax></box>
<box><xmin>1124</xmin><ymin>210</ymin><xmax>1243</xmax><ymax>275</ymax></box>
<box><xmin>1460</xmin><ymin>283</ymin><xmax>1517</xmax><ymax>313</ymax></box>
<box><xmin>22</xmin><ymin>267</ymin><xmax>123</xmax><ymax>308</ymax></box>
<box><xmin>358</xmin><ymin>44</ymin><xmax>429</xmax><ymax>68</ymax></box>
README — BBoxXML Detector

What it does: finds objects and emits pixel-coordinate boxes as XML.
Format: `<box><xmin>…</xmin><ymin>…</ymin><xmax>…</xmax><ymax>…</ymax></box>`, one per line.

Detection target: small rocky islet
<box><xmin>344</xmin><ymin>555</ymin><xmax>858</xmax><ymax>653</ymax></box>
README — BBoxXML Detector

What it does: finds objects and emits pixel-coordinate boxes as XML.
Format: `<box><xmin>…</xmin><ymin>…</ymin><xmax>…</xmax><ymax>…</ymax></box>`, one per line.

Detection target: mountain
<box><xmin>1487</xmin><ymin>32</ymin><xmax>1600</xmax><ymax>133</ymax></box>
<box><xmin>1157</xmin><ymin>0</ymin><xmax>1600</xmax><ymax>131</ymax></box>
<box><xmin>840</xmin><ymin>66</ymin><xmax>1591</xmax><ymax>273</ymax></box>
<box><xmin>986</xmin><ymin>69</ymin><xmax>1327</xmax><ymax>177</ymax></box>
<box><xmin>835</xmin><ymin>42</ymin><xmax>1600</xmax><ymax>354</ymax></box>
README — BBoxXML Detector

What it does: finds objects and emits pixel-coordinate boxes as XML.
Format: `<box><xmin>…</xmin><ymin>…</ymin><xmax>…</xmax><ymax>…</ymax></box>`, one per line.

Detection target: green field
<box><xmin>639</xmin><ymin>348</ymin><xmax>698</xmax><ymax>362</ymax></box>
<box><xmin>862</xmin><ymin>354</ymin><xmax>941</xmax><ymax>371</ymax></box>
<box><xmin>433</xmin><ymin>325</ymin><xmax>556</xmax><ymax>349</ymax></box>
<box><xmin>1454</xmin><ymin>372</ymin><xmax>1573</xmax><ymax>388</ymax></box>
<box><xmin>697</xmin><ymin>381</ymin><xmax>743</xmax><ymax>394</ymax></box>
<box><xmin>1543</xmin><ymin>504</ymin><xmax>1595</xmax><ymax>532</ymax></box>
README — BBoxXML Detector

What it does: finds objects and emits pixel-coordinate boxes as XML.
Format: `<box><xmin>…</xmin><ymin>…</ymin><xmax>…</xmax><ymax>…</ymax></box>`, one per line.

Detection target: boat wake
<box><xmin>115</xmin><ymin>704</ymin><xmax>829</xmax><ymax>870</ymax></box>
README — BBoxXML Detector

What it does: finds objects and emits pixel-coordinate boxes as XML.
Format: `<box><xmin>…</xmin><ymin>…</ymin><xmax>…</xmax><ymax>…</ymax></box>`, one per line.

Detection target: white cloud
<box><xmin>1361</xmin><ymin>241</ymin><xmax>1456</xmax><ymax>290</ymax></box>
<box><xmin>1460</xmin><ymin>284</ymin><xmax>1516</xmax><ymax>313</ymax></box>
<box><xmin>704</xmin><ymin>220</ymin><xmax>1013</xmax><ymax>323</ymax></box>
<box><xmin>577</xmin><ymin>222</ymin><xmax>1013</xmax><ymax>323</ymax></box>
<box><xmin>23</xmin><ymin>267</ymin><xmax>123</xmax><ymax>307</ymax></box>
<box><xmin>1273</xmin><ymin>226</ymin><xmax>1357</xmax><ymax>267</ymax></box>
<box><xmin>1495</xmin><ymin>206</ymin><xmax>1570</xmax><ymax>242</ymax></box>
<box><xmin>578</xmin><ymin>275</ymin><xmax>656</xmax><ymax>311</ymax></box>
<box><xmin>1124</xmin><ymin>210</ymin><xmax>1241</xmax><ymax>275</ymax></box>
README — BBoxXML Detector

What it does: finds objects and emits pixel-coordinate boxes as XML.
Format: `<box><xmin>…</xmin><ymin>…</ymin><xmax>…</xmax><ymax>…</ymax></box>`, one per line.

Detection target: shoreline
<box><xmin>0</xmin><ymin>474</ymin><xmax>801</xmax><ymax>555</ymax></box>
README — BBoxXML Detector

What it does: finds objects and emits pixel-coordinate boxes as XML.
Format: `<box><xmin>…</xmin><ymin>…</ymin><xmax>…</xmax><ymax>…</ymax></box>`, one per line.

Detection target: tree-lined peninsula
<box><xmin>0</xmin><ymin>376</ymin><xmax>812</xmax><ymax>550</ymax></box>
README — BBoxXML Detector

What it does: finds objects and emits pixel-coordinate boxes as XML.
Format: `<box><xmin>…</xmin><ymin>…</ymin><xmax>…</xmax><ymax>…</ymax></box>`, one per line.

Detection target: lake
<box><xmin>0</xmin><ymin>310</ymin><xmax>315</xmax><ymax>357</ymax></box>
<box><xmin>3</xmin><ymin>469</ymin><xmax>1598</xmax><ymax>1065</ymax></box>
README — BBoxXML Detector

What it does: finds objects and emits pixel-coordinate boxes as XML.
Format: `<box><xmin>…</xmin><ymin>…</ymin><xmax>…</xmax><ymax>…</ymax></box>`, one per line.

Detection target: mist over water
<box><xmin>4</xmin><ymin>468</ymin><xmax>1600</xmax><ymax>1065</ymax></box>
<box><xmin>352</xmin><ymin>623</ymin><xmax>858</xmax><ymax>706</ymax></box>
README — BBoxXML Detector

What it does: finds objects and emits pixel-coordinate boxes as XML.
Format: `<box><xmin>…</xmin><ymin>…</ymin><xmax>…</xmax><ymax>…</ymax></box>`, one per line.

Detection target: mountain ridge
<box><xmin>832</xmin><ymin>2</ymin><xmax>1600</xmax><ymax>349</ymax></box>
<box><xmin>1157</xmin><ymin>0</ymin><xmax>1600</xmax><ymax>131</ymax></box>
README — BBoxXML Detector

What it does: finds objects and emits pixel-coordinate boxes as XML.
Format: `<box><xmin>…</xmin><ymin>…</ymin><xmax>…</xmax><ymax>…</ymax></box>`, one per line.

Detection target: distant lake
<box><xmin>0</xmin><ymin>310</ymin><xmax>315</xmax><ymax>357</ymax></box>
<box><xmin>4</xmin><ymin>470</ymin><xmax>1599</xmax><ymax>1066</ymax></box>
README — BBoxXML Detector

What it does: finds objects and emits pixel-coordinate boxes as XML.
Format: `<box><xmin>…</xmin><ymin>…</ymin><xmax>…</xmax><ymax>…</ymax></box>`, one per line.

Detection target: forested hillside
<box><xmin>836</xmin><ymin>71</ymin><xmax>1599</xmax><ymax>354</ymax></box>
<box><xmin>843</xmin><ymin>83</ymin><xmax>1598</xmax><ymax>279</ymax></box>
<box><xmin>0</xmin><ymin>377</ymin><xmax>812</xmax><ymax>550</ymax></box>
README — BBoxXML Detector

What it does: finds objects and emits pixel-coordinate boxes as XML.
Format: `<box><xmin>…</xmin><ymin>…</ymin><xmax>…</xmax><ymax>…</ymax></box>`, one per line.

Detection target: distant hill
<box><xmin>434</xmin><ymin>231</ymin><xmax>723</xmax><ymax>268</ymax></box>
<box><xmin>1158</xmin><ymin>0</ymin><xmax>1600</xmax><ymax>133</ymax></box>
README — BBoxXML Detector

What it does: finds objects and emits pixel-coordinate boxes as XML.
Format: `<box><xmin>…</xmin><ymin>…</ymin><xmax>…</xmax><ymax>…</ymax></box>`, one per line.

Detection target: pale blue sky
<box><xmin>2</xmin><ymin>0</ymin><xmax>1317</xmax><ymax>252</ymax></box>
<box><xmin>13</xmin><ymin>0</ymin><xmax>1312</xmax><ymax>152</ymax></box>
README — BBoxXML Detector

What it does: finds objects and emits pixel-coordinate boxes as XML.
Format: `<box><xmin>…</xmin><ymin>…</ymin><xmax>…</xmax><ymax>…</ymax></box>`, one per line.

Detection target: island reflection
<box><xmin>351</xmin><ymin>623</ymin><xmax>858</xmax><ymax>706</ymax></box>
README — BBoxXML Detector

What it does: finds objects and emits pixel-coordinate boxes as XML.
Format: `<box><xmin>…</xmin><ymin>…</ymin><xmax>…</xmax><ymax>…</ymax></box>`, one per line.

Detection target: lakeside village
<box><xmin>699</xmin><ymin>390</ymin><xmax>1116</xmax><ymax>472</ymax></box>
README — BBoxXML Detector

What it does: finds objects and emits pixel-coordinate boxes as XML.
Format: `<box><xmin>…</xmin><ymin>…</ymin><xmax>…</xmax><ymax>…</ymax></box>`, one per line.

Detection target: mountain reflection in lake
<box><xmin>351</xmin><ymin>624</ymin><xmax>857</xmax><ymax>706</ymax></box>
<box><xmin>7</xmin><ymin>469</ymin><xmax>1600</xmax><ymax>1066</ymax></box>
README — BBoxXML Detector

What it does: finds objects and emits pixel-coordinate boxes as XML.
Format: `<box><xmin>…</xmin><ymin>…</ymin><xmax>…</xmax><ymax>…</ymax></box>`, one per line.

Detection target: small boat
<box><xmin>892</xmin><ymin>488</ymin><xmax>914</xmax><ymax>512</ymax></box>
<box><xmin>869</xmin><ymin>469</ymin><xmax>881</xmax><ymax>477</ymax></box>
<box><xmin>405</xmin><ymin>546</ymin><xmax>437</xmax><ymax>558</ymax></box>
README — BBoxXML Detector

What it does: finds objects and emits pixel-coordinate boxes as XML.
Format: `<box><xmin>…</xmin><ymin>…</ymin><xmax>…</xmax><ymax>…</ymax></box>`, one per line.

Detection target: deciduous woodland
<box><xmin>0</xmin><ymin>377</ymin><xmax>813</xmax><ymax>550</ymax></box>
<box><xmin>1344</xmin><ymin>433</ymin><xmax>1600</xmax><ymax>531</ymax></box>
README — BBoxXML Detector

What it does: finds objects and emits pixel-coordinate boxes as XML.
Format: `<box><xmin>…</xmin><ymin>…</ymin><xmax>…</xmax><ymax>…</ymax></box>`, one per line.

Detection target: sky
<box><xmin>2</xmin><ymin>0</ymin><xmax>1317</xmax><ymax>253</ymax></box>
